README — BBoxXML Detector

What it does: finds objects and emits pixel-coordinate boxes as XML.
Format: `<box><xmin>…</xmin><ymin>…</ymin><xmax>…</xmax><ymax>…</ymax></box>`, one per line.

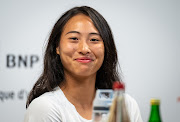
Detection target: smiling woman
<box><xmin>24</xmin><ymin>6</ymin><xmax>142</xmax><ymax>122</ymax></box>
<box><xmin>56</xmin><ymin>14</ymin><xmax>104</xmax><ymax>78</ymax></box>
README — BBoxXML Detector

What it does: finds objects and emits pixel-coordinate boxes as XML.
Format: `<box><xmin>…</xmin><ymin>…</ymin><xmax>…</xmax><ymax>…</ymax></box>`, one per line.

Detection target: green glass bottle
<box><xmin>148</xmin><ymin>99</ymin><xmax>162</xmax><ymax>122</ymax></box>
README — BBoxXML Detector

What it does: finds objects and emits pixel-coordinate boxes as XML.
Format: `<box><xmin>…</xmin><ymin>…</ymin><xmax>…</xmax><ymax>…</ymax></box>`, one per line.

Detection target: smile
<box><xmin>75</xmin><ymin>57</ymin><xmax>94</xmax><ymax>63</ymax></box>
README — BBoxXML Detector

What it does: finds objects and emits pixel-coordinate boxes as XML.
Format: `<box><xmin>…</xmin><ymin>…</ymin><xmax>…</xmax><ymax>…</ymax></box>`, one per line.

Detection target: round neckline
<box><xmin>56</xmin><ymin>86</ymin><xmax>92</xmax><ymax>121</ymax></box>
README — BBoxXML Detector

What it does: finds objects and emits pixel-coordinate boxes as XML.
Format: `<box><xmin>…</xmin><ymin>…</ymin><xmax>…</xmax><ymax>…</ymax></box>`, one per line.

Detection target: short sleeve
<box><xmin>24</xmin><ymin>96</ymin><xmax>62</xmax><ymax>122</ymax></box>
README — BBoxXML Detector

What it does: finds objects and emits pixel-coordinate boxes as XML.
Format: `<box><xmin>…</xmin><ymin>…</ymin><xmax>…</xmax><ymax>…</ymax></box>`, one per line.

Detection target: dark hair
<box><xmin>26</xmin><ymin>6</ymin><xmax>121</xmax><ymax>108</ymax></box>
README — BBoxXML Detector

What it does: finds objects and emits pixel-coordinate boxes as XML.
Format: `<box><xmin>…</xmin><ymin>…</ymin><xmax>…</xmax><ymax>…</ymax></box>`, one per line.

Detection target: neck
<box><xmin>60</xmin><ymin>71</ymin><xmax>96</xmax><ymax>107</ymax></box>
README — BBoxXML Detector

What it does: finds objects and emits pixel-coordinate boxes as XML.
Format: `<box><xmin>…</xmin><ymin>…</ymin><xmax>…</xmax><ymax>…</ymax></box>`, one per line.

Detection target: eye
<box><xmin>90</xmin><ymin>38</ymin><xmax>99</xmax><ymax>41</ymax></box>
<box><xmin>69</xmin><ymin>37</ymin><xmax>78</xmax><ymax>40</ymax></box>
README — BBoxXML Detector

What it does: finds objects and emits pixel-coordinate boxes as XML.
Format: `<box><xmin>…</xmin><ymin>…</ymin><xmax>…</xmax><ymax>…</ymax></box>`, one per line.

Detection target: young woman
<box><xmin>24</xmin><ymin>6</ymin><xmax>143</xmax><ymax>122</ymax></box>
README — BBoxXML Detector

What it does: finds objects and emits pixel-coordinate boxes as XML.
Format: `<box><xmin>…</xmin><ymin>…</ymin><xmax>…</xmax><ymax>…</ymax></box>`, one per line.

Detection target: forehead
<box><xmin>68</xmin><ymin>14</ymin><xmax>92</xmax><ymax>23</ymax></box>
<box><xmin>62</xmin><ymin>14</ymin><xmax>98</xmax><ymax>33</ymax></box>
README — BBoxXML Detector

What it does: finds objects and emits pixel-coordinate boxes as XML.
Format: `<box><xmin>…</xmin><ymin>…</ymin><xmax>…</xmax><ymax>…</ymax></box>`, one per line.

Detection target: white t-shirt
<box><xmin>24</xmin><ymin>87</ymin><xmax>143</xmax><ymax>122</ymax></box>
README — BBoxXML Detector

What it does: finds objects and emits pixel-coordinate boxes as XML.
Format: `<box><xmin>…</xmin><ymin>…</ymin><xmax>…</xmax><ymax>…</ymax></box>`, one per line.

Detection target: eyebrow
<box><xmin>65</xmin><ymin>31</ymin><xmax>100</xmax><ymax>36</ymax></box>
<box><xmin>66</xmin><ymin>31</ymin><xmax>80</xmax><ymax>35</ymax></box>
<box><xmin>89</xmin><ymin>32</ymin><xmax>100</xmax><ymax>36</ymax></box>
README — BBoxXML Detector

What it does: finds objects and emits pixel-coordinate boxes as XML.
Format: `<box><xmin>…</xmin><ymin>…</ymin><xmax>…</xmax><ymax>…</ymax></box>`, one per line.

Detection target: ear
<box><xmin>56</xmin><ymin>47</ymin><xmax>60</xmax><ymax>55</ymax></box>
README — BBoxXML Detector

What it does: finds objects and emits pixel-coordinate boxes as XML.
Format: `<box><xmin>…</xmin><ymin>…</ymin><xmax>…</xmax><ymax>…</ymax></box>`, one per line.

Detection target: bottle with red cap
<box><xmin>108</xmin><ymin>81</ymin><xmax>130</xmax><ymax>122</ymax></box>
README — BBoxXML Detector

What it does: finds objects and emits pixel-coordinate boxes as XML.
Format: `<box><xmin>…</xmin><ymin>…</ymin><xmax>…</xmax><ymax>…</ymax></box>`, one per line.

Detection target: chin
<box><xmin>74</xmin><ymin>71</ymin><xmax>96</xmax><ymax>77</ymax></box>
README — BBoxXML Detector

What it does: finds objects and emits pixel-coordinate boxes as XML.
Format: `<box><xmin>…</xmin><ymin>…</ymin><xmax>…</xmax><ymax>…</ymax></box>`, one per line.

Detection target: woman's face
<box><xmin>56</xmin><ymin>14</ymin><xmax>104</xmax><ymax>77</ymax></box>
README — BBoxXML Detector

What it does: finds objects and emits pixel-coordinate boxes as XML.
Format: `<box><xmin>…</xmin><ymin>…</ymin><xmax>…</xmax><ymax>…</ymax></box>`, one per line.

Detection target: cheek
<box><xmin>98</xmin><ymin>44</ymin><xmax>105</xmax><ymax>56</ymax></box>
<box><xmin>59</xmin><ymin>44</ymin><xmax>75</xmax><ymax>69</ymax></box>
<box><xmin>59</xmin><ymin>42</ymin><xmax>77</xmax><ymax>57</ymax></box>
<box><xmin>92</xmin><ymin>44</ymin><xmax>105</xmax><ymax>61</ymax></box>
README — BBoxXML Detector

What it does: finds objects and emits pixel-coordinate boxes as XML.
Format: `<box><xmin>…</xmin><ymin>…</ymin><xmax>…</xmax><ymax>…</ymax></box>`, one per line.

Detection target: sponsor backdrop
<box><xmin>0</xmin><ymin>0</ymin><xmax>179</xmax><ymax>122</ymax></box>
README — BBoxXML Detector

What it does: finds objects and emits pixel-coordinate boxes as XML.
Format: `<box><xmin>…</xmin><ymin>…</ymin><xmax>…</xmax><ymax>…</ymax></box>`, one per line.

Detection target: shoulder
<box><xmin>124</xmin><ymin>94</ymin><xmax>139</xmax><ymax>107</ymax></box>
<box><xmin>124</xmin><ymin>94</ymin><xmax>140</xmax><ymax>115</ymax></box>
<box><xmin>124</xmin><ymin>94</ymin><xmax>143</xmax><ymax>122</ymax></box>
<box><xmin>28</xmin><ymin>89</ymin><xmax>66</xmax><ymax>111</ymax></box>
<box><xmin>24</xmin><ymin>90</ymin><xmax>64</xmax><ymax>122</ymax></box>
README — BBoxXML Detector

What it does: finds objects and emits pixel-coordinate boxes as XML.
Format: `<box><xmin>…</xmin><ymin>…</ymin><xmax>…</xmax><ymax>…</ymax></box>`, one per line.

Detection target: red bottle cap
<box><xmin>113</xmin><ymin>81</ymin><xmax>125</xmax><ymax>90</ymax></box>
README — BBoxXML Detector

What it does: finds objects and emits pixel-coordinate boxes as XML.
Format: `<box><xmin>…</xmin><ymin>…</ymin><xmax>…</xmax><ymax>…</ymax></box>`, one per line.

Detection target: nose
<box><xmin>77</xmin><ymin>40</ymin><xmax>90</xmax><ymax>55</ymax></box>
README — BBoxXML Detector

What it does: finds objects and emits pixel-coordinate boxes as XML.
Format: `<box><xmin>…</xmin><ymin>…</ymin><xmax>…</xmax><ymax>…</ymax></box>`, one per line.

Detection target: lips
<box><xmin>75</xmin><ymin>57</ymin><xmax>94</xmax><ymax>63</ymax></box>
